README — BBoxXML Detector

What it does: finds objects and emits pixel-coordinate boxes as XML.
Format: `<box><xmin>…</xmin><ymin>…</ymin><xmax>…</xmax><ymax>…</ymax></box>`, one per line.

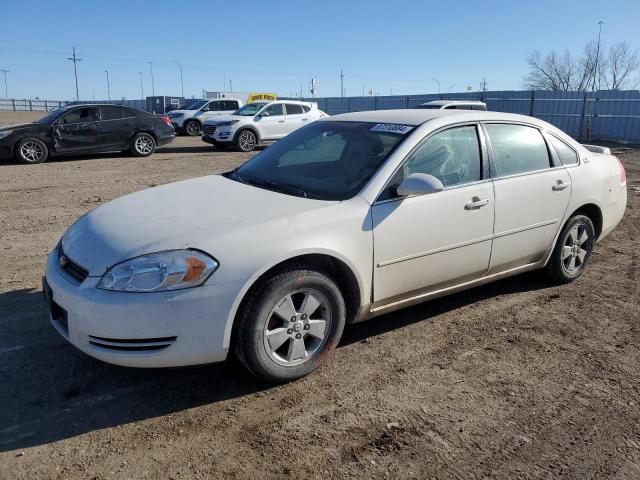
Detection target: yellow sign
<box><xmin>246</xmin><ymin>92</ymin><xmax>277</xmax><ymax>103</ymax></box>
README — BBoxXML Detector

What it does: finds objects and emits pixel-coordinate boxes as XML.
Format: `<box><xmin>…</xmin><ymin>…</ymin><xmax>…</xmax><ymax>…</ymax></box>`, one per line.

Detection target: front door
<box><xmin>484</xmin><ymin>123</ymin><xmax>572</xmax><ymax>273</ymax></box>
<box><xmin>257</xmin><ymin>104</ymin><xmax>287</xmax><ymax>140</ymax></box>
<box><xmin>372</xmin><ymin>124</ymin><xmax>494</xmax><ymax>305</ymax></box>
<box><xmin>53</xmin><ymin>107</ymin><xmax>99</xmax><ymax>152</ymax></box>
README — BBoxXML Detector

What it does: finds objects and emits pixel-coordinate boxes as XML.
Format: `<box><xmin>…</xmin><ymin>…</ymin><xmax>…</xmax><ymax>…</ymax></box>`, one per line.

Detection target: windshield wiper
<box><xmin>263</xmin><ymin>180</ymin><xmax>315</xmax><ymax>198</ymax></box>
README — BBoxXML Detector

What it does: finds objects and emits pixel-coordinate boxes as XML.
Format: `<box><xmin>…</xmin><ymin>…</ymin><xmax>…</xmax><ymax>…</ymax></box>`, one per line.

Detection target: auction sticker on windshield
<box><xmin>370</xmin><ymin>124</ymin><xmax>414</xmax><ymax>134</ymax></box>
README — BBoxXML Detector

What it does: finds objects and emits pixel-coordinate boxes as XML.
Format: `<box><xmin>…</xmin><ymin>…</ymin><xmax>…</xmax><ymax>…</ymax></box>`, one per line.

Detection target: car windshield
<box><xmin>229</xmin><ymin>121</ymin><xmax>412</xmax><ymax>201</ymax></box>
<box><xmin>37</xmin><ymin>107</ymin><xmax>71</xmax><ymax>124</ymax></box>
<box><xmin>183</xmin><ymin>100</ymin><xmax>207</xmax><ymax>110</ymax></box>
<box><xmin>233</xmin><ymin>103</ymin><xmax>268</xmax><ymax>116</ymax></box>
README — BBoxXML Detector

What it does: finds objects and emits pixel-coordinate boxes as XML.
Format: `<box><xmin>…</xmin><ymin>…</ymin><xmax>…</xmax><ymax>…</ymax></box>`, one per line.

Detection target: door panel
<box><xmin>372</xmin><ymin>183</ymin><xmax>494</xmax><ymax>303</ymax></box>
<box><xmin>489</xmin><ymin>169</ymin><xmax>571</xmax><ymax>272</ymax></box>
<box><xmin>53</xmin><ymin>107</ymin><xmax>99</xmax><ymax>152</ymax></box>
<box><xmin>97</xmin><ymin>106</ymin><xmax>130</xmax><ymax>148</ymax></box>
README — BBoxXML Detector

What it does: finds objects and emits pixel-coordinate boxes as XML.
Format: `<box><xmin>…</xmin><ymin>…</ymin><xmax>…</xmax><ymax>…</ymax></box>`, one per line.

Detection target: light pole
<box><xmin>67</xmin><ymin>46</ymin><xmax>82</xmax><ymax>101</ymax></box>
<box><xmin>593</xmin><ymin>20</ymin><xmax>604</xmax><ymax>91</ymax></box>
<box><xmin>340</xmin><ymin>68</ymin><xmax>344</xmax><ymax>97</ymax></box>
<box><xmin>148</xmin><ymin>61</ymin><xmax>155</xmax><ymax>96</ymax></box>
<box><xmin>432</xmin><ymin>78</ymin><xmax>441</xmax><ymax>94</ymax></box>
<box><xmin>104</xmin><ymin>70</ymin><xmax>111</xmax><ymax>100</ymax></box>
<box><xmin>138</xmin><ymin>72</ymin><xmax>144</xmax><ymax>98</ymax></box>
<box><xmin>174</xmin><ymin>61</ymin><xmax>183</xmax><ymax>97</ymax></box>
<box><xmin>0</xmin><ymin>69</ymin><xmax>9</xmax><ymax>98</ymax></box>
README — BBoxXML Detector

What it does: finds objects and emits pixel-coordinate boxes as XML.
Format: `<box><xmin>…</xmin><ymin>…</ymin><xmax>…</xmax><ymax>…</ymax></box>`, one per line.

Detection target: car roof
<box><xmin>326</xmin><ymin>109</ymin><xmax>551</xmax><ymax>128</ymax></box>
<box><xmin>421</xmin><ymin>100</ymin><xmax>486</xmax><ymax>106</ymax></box>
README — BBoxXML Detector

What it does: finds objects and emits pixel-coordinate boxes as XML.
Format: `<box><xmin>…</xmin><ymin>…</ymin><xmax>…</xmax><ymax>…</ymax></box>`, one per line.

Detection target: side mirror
<box><xmin>396</xmin><ymin>173</ymin><xmax>444</xmax><ymax>197</ymax></box>
<box><xmin>260</xmin><ymin>111</ymin><xmax>270</xmax><ymax>117</ymax></box>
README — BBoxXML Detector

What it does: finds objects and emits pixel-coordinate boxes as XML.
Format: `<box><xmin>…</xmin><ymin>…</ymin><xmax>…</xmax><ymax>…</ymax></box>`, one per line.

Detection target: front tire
<box><xmin>184</xmin><ymin>120</ymin><xmax>201</xmax><ymax>136</ymax></box>
<box><xmin>545</xmin><ymin>214</ymin><xmax>595</xmax><ymax>283</ymax></box>
<box><xmin>234</xmin><ymin>267</ymin><xmax>346</xmax><ymax>382</ymax></box>
<box><xmin>235</xmin><ymin>129</ymin><xmax>257</xmax><ymax>152</ymax></box>
<box><xmin>16</xmin><ymin>138</ymin><xmax>49</xmax><ymax>164</ymax></box>
<box><xmin>130</xmin><ymin>132</ymin><xmax>156</xmax><ymax>157</ymax></box>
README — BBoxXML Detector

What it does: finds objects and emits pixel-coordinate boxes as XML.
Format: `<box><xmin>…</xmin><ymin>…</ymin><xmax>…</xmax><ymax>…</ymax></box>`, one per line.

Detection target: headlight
<box><xmin>0</xmin><ymin>130</ymin><xmax>13</xmax><ymax>140</ymax></box>
<box><xmin>217</xmin><ymin>120</ymin><xmax>240</xmax><ymax>127</ymax></box>
<box><xmin>97</xmin><ymin>250</ymin><xmax>218</xmax><ymax>292</ymax></box>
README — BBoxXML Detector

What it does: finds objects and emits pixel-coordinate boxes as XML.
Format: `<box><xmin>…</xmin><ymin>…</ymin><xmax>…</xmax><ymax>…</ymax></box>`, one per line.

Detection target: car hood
<box><xmin>61</xmin><ymin>175</ymin><xmax>338</xmax><ymax>276</ymax></box>
<box><xmin>202</xmin><ymin>114</ymin><xmax>240</xmax><ymax>124</ymax></box>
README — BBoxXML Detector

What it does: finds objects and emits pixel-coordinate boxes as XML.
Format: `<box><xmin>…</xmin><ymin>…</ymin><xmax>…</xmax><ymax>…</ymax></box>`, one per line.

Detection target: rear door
<box><xmin>257</xmin><ymin>104</ymin><xmax>287</xmax><ymax>139</ymax></box>
<box><xmin>284</xmin><ymin>103</ymin><xmax>306</xmax><ymax>133</ymax></box>
<box><xmin>97</xmin><ymin>106</ymin><xmax>131</xmax><ymax>148</ymax></box>
<box><xmin>53</xmin><ymin>107</ymin><xmax>99</xmax><ymax>152</ymax></box>
<box><xmin>484</xmin><ymin>123</ymin><xmax>572</xmax><ymax>273</ymax></box>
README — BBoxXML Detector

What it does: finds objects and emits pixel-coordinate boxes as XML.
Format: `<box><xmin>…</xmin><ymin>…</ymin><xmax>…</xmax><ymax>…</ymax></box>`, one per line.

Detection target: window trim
<box><xmin>374</xmin><ymin>121</ymin><xmax>489</xmax><ymax>205</ymax></box>
<box><xmin>481</xmin><ymin>121</ymin><xmax>557</xmax><ymax>180</ymax></box>
<box><xmin>544</xmin><ymin>131</ymin><xmax>580</xmax><ymax>168</ymax></box>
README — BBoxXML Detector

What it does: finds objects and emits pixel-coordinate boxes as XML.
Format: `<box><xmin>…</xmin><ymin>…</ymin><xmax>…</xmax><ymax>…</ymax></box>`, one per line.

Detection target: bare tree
<box><xmin>602</xmin><ymin>42</ymin><xmax>640</xmax><ymax>90</ymax></box>
<box><xmin>523</xmin><ymin>40</ymin><xmax>639</xmax><ymax>91</ymax></box>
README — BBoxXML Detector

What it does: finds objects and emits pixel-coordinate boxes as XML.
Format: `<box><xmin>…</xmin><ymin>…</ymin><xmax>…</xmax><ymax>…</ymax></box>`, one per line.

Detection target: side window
<box><xmin>485</xmin><ymin>124</ymin><xmax>551</xmax><ymax>177</ymax></box>
<box><xmin>60</xmin><ymin>108</ymin><xmax>97</xmax><ymax>124</ymax></box>
<box><xmin>404</xmin><ymin>125</ymin><xmax>482</xmax><ymax>187</ymax></box>
<box><xmin>548</xmin><ymin>135</ymin><xmax>579</xmax><ymax>165</ymax></box>
<box><xmin>224</xmin><ymin>101</ymin><xmax>239</xmax><ymax>110</ymax></box>
<box><xmin>262</xmin><ymin>104</ymin><xmax>284</xmax><ymax>116</ymax></box>
<box><xmin>206</xmin><ymin>101</ymin><xmax>223</xmax><ymax>112</ymax></box>
<box><xmin>100</xmin><ymin>106</ymin><xmax>123</xmax><ymax>121</ymax></box>
<box><xmin>285</xmin><ymin>103</ymin><xmax>304</xmax><ymax>115</ymax></box>
<box><xmin>302</xmin><ymin>105</ymin><xmax>311</xmax><ymax>113</ymax></box>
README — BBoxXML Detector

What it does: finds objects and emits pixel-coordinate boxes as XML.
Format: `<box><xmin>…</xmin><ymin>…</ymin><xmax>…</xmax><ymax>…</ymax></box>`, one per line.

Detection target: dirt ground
<box><xmin>0</xmin><ymin>111</ymin><xmax>639</xmax><ymax>480</ymax></box>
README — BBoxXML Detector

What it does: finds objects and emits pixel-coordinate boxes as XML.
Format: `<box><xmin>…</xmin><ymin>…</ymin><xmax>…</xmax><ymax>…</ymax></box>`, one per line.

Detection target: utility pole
<box><xmin>593</xmin><ymin>20</ymin><xmax>604</xmax><ymax>91</ymax></box>
<box><xmin>229</xmin><ymin>79</ymin><xmax>233</xmax><ymax>92</ymax></box>
<box><xmin>67</xmin><ymin>46</ymin><xmax>82</xmax><ymax>101</ymax></box>
<box><xmin>138</xmin><ymin>71</ymin><xmax>144</xmax><ymax>98</ymax></box>
<box><xmin>104</xmin><ymin>70</ymin><xmax>111</xmax><ymax>101</ymax></box>
<box><xmin>432</xmin><ymin>78</ymin><xmax>441</xmax><ymax>94</ymax></box>
<box><xmin>174</xmin><ymin>61</ymin><xmax>183</xmax><ymax>97</ymax></box>
<box><xmin>340</xmin><ymin>68</ymin><xmax>344</xmax><ymax>97</ymax></box>
<box><xmin>148</xmin><ymin>61</ymin><xmax>155</xmax><ymax>96</ymax></box>
<box><xmin>0</xmin><ymin>69</ymin><xmax>9</xmax><ymax>98</ymax></box>
<box><xmin>480</xmin><ymin>78</ymin><xmax>487</xmax><ymax>92</ymax></box>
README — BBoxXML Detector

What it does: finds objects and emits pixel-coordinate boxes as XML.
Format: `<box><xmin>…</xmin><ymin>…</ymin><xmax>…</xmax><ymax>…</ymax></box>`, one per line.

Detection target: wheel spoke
<box><xmin>562</xmin><ymin>246</ymin><xmax>573</xmax><ymax>260</ymax></box>
<box><xmin>578</xmin><ymin>229</ymin><xmax>589</xmax><ymax>245</ymax></box>
<box><xmin>577</xmin><ymin>248</ymin><xmax>587</xmax><ymax>263</ymax></box>
<box><xmin>273</xmin><ymin>294</ymin><xmax>297</xmax><ymax>321</ymax></box>
<box><xmin>287</xmin><ymin>337</ymin><xmax>307</xmax><ymax>361</ymax></box>
<box><xmin>266</xmin><ymin>327</ymin><xmax>290</xmax><ymax>351</ymax></box>
<box><xmin>568</xmin><ymin>256</ymin><xmax>576</xmax><ymax>271</ymax></box>
<box><xmin>300</xmin><ymin>292</ymin><xmax>321</xmax><ymax>317</ymax></box>
<box><xmin>306</xmin><ymin>319</ymin><xmax>326</xmax><ymax>340</ymax></box>
<box><xmin>568</xmin><ymin>226</ymin><xmax>579</xmax><ymax>244</ymax></box>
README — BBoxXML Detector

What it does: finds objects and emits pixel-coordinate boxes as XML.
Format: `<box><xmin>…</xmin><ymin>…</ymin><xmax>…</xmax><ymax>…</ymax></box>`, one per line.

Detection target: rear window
<box><xmin>485</xmin><ymin>124</ymin><xmax>551</xmax><ymax>177</ymax></box>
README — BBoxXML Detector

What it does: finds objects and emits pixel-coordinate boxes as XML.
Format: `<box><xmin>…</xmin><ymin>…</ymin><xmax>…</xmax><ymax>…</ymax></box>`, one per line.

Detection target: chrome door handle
<box><xmin>465</xmin><ymin>197</ymin><xmax>490</xmax><ymax>210</ymax></box>
<box><xmin>278</xmin><ymin>120</ymin><xmax>285</xmax><ymax>123</ymax></box>
<box><xmin>301</xmin><ymin>118</ymin><xmax>308</xmax><ymax>121</ymax></box>
<box><xmin>552</xmin><ymin>180</ymin><xmax>571</xmax><ymax>191</ymax></box>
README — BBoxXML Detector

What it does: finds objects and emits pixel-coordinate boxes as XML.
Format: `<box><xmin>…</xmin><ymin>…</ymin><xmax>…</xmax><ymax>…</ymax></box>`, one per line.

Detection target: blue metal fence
<box><xmin>293</xmin><ymin>90</ymin><xmax>640</xmax><ymax>143</ymax></box>
<box><xmin>0</xmin><ymin>98</ymin><xmax>148</xmax><ymax>112</ymax></box>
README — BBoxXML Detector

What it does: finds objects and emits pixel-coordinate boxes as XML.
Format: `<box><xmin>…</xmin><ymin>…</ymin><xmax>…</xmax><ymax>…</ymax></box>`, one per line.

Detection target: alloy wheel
<box><xmin>20</xmin><ymin>141</ymin><xmax>44</xmax><ymax>162</ymax></box>
<box><xmin>238</xmin><ymin>131</ymin><xmax>256</xmax><ymax>151</ymax></box>
<box><xmin>561</xmin><ymin>223</ymin><xmax>592</xmax><ymax>275</ymax></box>
<box><xmin>134</xmin><ymin>135</ymin><xmax>154</xmax><ymax>155</ymax></box>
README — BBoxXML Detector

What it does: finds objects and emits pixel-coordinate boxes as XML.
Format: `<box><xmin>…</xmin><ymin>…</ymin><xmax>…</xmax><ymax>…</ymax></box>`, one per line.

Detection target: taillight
<box><xmin>617</xmin><ymin>157</ymin><xmax>627</xmax><ymax>186</ymax></box>
<box><xmin>161</xmin><ymin>115</ymin><xmax>171</xmax><ymax>126</ymax></box>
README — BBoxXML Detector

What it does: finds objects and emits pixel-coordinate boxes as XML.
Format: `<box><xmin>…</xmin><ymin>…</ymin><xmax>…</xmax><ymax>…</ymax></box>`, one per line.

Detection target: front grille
<box><xmin>202</xmin><ymin>124</ymin><xmax>217</xmax><ymax>136</ymax></box>
<box><xmin>88</xmin><ymin>335</ymin><xmax>177</xmax><ymax>352</ymax></box>
<box><xmin>58</xmin><ymin>246</ymin><xmax>89</xmax><ymax>284</ymax></box>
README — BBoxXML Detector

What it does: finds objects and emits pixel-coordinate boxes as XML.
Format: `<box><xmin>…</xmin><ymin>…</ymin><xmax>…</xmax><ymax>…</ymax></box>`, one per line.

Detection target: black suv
<box><xmin>0</xmin><ymin>104</ymin><xmax>175</xmax><ymax>164</ymax></box>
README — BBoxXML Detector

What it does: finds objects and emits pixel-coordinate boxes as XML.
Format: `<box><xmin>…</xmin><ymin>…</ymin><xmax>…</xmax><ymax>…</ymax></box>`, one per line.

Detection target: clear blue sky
<box><xmin>0</xmin><ymin>0</ymin><xmax>638</xmax><ymax>100</ymax></box>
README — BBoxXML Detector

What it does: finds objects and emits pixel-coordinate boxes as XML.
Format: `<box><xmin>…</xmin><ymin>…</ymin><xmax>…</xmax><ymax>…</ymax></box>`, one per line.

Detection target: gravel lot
<box><xmin>0</xmin><ymin>111</ymin><xmax>639</xmax><ymax>479</ymax></box>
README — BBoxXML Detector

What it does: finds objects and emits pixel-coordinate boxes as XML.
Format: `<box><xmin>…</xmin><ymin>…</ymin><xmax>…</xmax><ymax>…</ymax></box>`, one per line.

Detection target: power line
<box><xmin>0</xmin><ymin>69</ymin><xmax>9</xmax><ymax>98</ymax></box>
<box><xmin>67</xmin><ymin>46</ymin><xmax>82</xmax><ymax>101</ymax></box>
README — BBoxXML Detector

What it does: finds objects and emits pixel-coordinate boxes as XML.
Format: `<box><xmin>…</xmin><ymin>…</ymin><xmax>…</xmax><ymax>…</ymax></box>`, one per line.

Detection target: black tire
<box><xmin>130</xmin><ymin>132</ymin><xmax>156</xmax><ymax>157</ymax></box>
<box><xmin>233</xmin><ymin>267</ymin><xmax>346</xmax><ymax>382</ymax></box>
<box><xmin>545</xmin><ymin>214</ymin><xmax>596</xmax><ymax>284</ymax></box>
<box><xmin>184</xmin><ymin>120</ymin><xmax>201</xmax><ymax>136</ymax></box>
<box><xmin>235</xmin><ymin>129</ymin><xmax>257</xmax><ymax>152</ymax></box>
<box><xmin>15</xmin><ymin>138</ymin><xmax>49</xmax><ymax>164</ymax></box>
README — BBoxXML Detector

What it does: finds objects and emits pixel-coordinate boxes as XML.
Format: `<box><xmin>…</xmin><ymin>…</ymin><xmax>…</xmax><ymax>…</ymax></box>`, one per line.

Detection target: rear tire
<box><xmin>130</xmin><ymin>132</ymin><xmax>156</xmax><ymax>157</ymax></box>
<box><xmin>16</xmin><ymin>138</ymin><xmax>49</xmax><ymax>164</ymax></box>
<box><xmin>235</xmin><ymin>129</ymin><xmax>257</xmax><ymax>152</ymax></box>
<box><xmin>545</xmin><ymin>214</ymin><xmax>595</xmax><ymax>284</ymax></box>
<box><xmin>184</xmin><ymin>120</ymin><xmax>201</xmax><ymax>136</ymax></box>
<box><xmin>233</xmin><ymin>267</ymin><xmax>346</xmax><ymax>382</ymax></box>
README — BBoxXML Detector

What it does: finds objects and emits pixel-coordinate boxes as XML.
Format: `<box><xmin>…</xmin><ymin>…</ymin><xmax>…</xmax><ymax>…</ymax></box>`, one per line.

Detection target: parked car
<box><xmin>415</xmin><ymin>100</ymin><xmax>487</xmax><ymax>110</ymax></box>
<box><xmin>201</xmin><ymin>100</ymin><xmax>327</xmax><ymax>151</ymax></box>
<box><xmin>167</xmin><ymin>98</ymin><xmax>243</xmax><ymax>136</ymax></box>
<box><xmin>0</xmin><ymin>104</ymin><xmax>175</xmax><ymax>164</ymax></box>
<box><xmin>44</xmin><ymin>109</ymin><xmax>626</xmax><ymax>382</ymax></box>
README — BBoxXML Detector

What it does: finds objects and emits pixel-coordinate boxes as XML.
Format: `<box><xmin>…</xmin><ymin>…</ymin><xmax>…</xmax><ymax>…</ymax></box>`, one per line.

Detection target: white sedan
<box><xmin>44</xmin><ymin>109</ymin><xmax>627</xmax><ymax>382</ymax></box>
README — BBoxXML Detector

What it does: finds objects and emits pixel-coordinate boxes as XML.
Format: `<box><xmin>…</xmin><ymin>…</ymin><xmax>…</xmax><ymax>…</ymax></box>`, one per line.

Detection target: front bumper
<box><xmin>202</xmin><ymin>125</ymin><xmax>235</xmax><ymax>145</ymax></box>
<box><xmin>44</xmin><ymin>247</ymin><xmax>243</xmax><ymax>368</ymax></box>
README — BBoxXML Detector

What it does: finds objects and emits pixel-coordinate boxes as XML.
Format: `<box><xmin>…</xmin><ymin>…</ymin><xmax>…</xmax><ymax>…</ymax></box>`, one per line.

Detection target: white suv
<box><xmin>201</xmin><ymin>100</ymin><xmax>327</xmax><ymax>151</ymax></box>
<box><xmin>167</xmin><ymin>98</ymin><xmax>243</xmax><ymax>136</ymax></box>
